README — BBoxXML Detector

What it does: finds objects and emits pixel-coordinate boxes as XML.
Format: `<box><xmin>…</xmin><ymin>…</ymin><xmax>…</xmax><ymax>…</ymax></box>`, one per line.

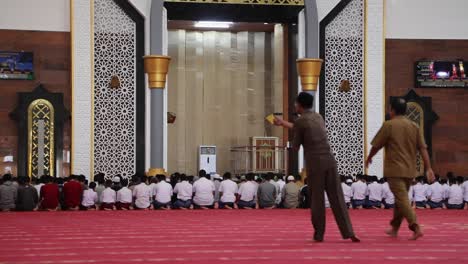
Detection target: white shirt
<box><xmin>192</xmin><ymin>177</ymin><xmax>215</xmax><ymax>206</ymax></box>
<box><xmin>382</xmin><ymin>182</ymin><xmax>395</xmax><ymax>204</ymax></box>
<box><xmin>277</xmin><ymin>180</ymin><xmax>285</xmax><ymax>193</ymax></box>
<box><xmin>442</xmin><ymin>184</ymin><xmax>450</xmax><ymax>199</ymax></box>
<box><xmin>341</xmin><ymin>183</ymin><xmax>352</xmax><ymax>203</ymax></box>
<box><xmin>351</xmin><ymin>181</ymin><xmax>367</xmax><ymax>200</ymax></box>
<box><xmin>173</xmin><ymin>181</ymin><xmax>193</xmax><ymax>201</ymax></box>
<box><xmin>218</xmin><ymin>179</ymin><xmax>238</xmax><ymax>203</ymax></box>
<box><xmin>117</xmin><ymin>187</ymin><xmax>132</xmax><ymax>203</ymax></box>
<box><xmin>133</xmin><ymin>183</ymin><xmax>151</xmax><ymax>208</ymax></box>
<box><xmin>413</xmin><ymin>183</ymin><xmax>427</xmax><ymax>202</ymax></box>
<box><xmin>34</xmin><ymin>183</ymin><xmax>44</xmax><ymax>195</ymax></box>
<box><xmin>427</xmin><ymin>182</ymin><xmax>444</xmax><ymax>202</ymax></box>
<box><xmin>153</xmin><ymin>181</ymin><xmax>173</xmax><ymax>203</ymax></box>
<box><xmin>270</xmin><ymin>180</ymin><xmax>281</xmax><ymax>204</ymax></box>
<box><xmin>101</xmin><ymin>187</ymin><xmax>116</xmax><ymax>203</ymax></box>
<box><xmin>82</xmin><ymin>189</ymin><xmax>98</xmax><ymax>207</ymax></box>
<box><xmin>448</xmin><ymin>184</ymin><xmax>463</xmax><ymax>205</ymax></box>
<box><xmin>148</xmin><ymin>183</ymin><xmax>157</xmax><ymax>200</ymax></box>
<box><xmin>463</xmin><ymin>181</ymin><xmax>468</xmax><ymax>202</ymax></box>
<box><xmin>366</xmin><ymin>182</ymin><xmax>383</xmax><ymax>202</ymax></box>
<box><xmin>237</xmin><ymin>181</ymin><xmax>258</xmax><ymax>202</ymax></box>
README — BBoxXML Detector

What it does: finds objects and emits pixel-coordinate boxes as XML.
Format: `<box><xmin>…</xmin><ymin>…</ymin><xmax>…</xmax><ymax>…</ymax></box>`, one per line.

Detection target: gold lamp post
<box><xmin>296</xmin><ymin>58</ymin><xmax>323</xmax><ymax>91</ymax></box>
<box><xmin>143</xmin><ymin>55</ymin><xmax>171</xmax><ymax>88</ymax></box>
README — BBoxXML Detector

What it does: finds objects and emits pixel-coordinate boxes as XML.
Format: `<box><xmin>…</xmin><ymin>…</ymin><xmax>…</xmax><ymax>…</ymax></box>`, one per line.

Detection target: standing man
<box><xmin>366</xmin><ymin>98</ymin><xmax>435</xmax><ymax>240</ymax></box>
<box><xmin>274</xmin><ymin>92</ymin><xmax>359</xmax><ymax>242</ymax></box>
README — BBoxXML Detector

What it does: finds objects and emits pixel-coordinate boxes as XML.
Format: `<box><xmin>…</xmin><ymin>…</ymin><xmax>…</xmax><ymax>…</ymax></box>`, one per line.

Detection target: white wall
<box><xmin>317</xmin><ymin>0</ymin><xmax>340</xmax><ymax>21</ymax></box>
<box><xmin>0</xmin><ymin>0</ymin><xmax>70</xmax><ymax>32</ymax></box>
<box><xmin>386</xmin><ymin>0</ymin><xmax>468</xmax><ymax>39</ymax></box>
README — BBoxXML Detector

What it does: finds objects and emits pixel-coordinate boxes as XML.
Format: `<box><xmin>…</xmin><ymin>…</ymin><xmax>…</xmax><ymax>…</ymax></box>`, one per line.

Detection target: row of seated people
<box><xmin>0</xmin><ymin>171</ymin><xmax>304</xmax><ymax>211</ymax></box>
<box><xmin>342</xmin><ymin>174</ymin><xmax>468</xmax><ymax>210</ymax></box>
<box><xmin>1</xmin><ymin>171</ymin><xmax>467</xmax><ymax>211</ymax></box>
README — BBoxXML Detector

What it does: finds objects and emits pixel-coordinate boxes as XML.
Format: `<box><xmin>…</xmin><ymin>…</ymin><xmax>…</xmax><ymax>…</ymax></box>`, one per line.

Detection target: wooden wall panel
<box><xmin>0</xmin><ymin>30</ymin><xmax>71</xmax><ymax>176</ymax></box>
<box><xmin>167</xmin><ymin>29</ymin><xmax>283</xmax><ymax>175</ymax></box>
<box><xmin>385</xmin><ymin>39</ymin><xmax>468</xmax><ymax>177</ymax></box>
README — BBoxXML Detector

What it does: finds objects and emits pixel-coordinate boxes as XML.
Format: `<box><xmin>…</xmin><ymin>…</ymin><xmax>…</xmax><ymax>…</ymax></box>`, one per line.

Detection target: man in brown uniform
<box><xmin>274</xmin><ymin>92</ymin><xmax>359</xmax><ymax>242</ymax></box>
<box><xmin>366</xmin><ymin>98</ymin><xmax>435</xmax><ymax>240</ymax></box>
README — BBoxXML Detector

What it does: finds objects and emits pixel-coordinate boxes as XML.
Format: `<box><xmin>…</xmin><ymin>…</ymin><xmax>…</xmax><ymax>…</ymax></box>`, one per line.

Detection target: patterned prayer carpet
<box><xmin>0</xmin><ymin>209</ymin><xmax>467</xmax><ymax>264</ymax></box>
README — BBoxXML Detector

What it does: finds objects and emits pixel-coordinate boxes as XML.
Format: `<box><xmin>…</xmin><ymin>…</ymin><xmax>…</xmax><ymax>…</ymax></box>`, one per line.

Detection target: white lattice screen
<box><xmin>93</xmin><ymin>0</ymin><xmax>137</xmax><ymax>178</ymax></box>
<box><xmin>324</xmin><ymin>0</ymin><xmax>365</xmax><ymax>176</ymax></box>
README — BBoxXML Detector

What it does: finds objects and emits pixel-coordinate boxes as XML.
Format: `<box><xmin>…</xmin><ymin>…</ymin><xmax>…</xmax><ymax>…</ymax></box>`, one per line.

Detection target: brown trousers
<box><xmin>308</xmin><ymin>165</ymin><xmax>355</xmax><ymax>240</ymax></box>
<box><xmin>386</xmin><ymin>177</ymin><xmax>419</xmax><ymax>231</ymax></box>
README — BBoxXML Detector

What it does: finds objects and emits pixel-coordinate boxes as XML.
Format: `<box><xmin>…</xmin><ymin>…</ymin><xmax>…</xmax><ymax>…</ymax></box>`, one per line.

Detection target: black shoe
<box><xmin>313</xmin><ymin>233</ymin><xmax>324</xmax><ymax>242</ymax></box>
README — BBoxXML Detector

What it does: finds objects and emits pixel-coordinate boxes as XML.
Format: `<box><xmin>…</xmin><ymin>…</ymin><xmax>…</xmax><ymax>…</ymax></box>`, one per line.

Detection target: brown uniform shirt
<box><xmin>371</xmin><ymin>116</ymin><xmax>427</xmax><ymax>178</ymax></box>
<box><xmin>292</xmin><ymin>111</ymin><xmax>335</xmax><ymax>173</ymax></box>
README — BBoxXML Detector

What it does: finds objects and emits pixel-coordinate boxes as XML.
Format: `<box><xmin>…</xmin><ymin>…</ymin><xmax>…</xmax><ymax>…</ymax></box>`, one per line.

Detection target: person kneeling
<box><xmin>447</xmin><ymin>177</ymin><xmax>464</xmax><ymax>209</ymax></box>
<box><xmin>218</xmin><ymin>172</ymin><xmax>238</xmax><ymax>209</ymax></box>
<box><xmin>153</xmin><ymin>174</ymin><xmax>173</xmax><ymax>210</ymax></box>
<box><xmin>192</xmin><ymin>170</ymin><xmax>215</xmax><ymax>209</ymax></box>
<box><xmin>81</xmin><ymin>182</ymin><xmax>98</xmax><ymax>210</ymax></box>
<box><xmin>236</xmin><ymin>173</ymin><xmax>258</xmax><ymax>209</ymax></box>
<box><xmin>173</xmin><ymin>174</ymin><xmax>193</xmax><ymax>209</ymax></box>
<box><xmin>100</xmin><ymin>179</ymin><xmax>116</xmax><ymax>210</ymax></box>
<box><xmin>116</xmin><ymin>179</ymin><xmax>133</xmax><ymax>210</ymax></box>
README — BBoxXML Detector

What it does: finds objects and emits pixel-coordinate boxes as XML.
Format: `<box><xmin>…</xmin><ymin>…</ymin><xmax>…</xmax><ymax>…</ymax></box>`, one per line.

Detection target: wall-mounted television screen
<box><xmin>415</xmin><ymin>60</ymin><xmax>467</xmax><ymax>88</ymax></box>
<box><xmin>0</xmin><ymin>51</ymin><xmax>34</xmax><ymax>80</ymax></box>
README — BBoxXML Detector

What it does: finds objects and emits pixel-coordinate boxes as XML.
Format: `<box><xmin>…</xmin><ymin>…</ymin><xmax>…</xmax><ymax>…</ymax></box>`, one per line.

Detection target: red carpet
<box><xmin>0</xmin><ymin>209</ymin><xmax>467</xmax><ymax>264</ymax></box>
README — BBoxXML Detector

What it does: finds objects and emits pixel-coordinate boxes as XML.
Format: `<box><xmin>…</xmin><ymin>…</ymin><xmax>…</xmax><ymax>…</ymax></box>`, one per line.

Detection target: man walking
<box><xmin>274</xmin><ymin>92</ymin><xmax>359</xmax><ymax>242</ymax></box>
<box><xmin>366</xmin><ymin>98</ymin><xmax>435</xmax><ymax>240</ymax></box>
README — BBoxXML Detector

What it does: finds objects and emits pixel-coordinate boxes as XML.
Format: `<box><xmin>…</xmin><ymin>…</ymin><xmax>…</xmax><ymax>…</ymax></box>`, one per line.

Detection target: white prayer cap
<box><xmin>287</xmin><ymin>175</ymin><xmax>295</xmax><ymax>181</ymax></box>
<box><xmin>346</xmin><ymin>179</ymin><xmax>353</xmax><ymax>184</ymax></box>
<box><xmin>112</xmin><ymin>176</ymin><xmax>121</xmax><ymax>183</ymax></box>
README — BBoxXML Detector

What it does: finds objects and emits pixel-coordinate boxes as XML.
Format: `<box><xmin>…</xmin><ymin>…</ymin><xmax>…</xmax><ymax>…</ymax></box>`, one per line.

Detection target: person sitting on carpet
<box><xmin>218</xmin><ymin>172</ymin><xmax>238</xmax><ymax>209</ymax></box>
<box><xmin>413</xmin><ymin>176</ymin><xmax>428</xmax><ymax>209</ymax></box>
<box><xmin>40</xmin><ymin>176</ymin><xmax>60</xmax><ymax>211</ymax></box>
<box><xmin>427</xmin><ymin>176</ymin><xmax>445</xmax><ymax>209</ymax></box>
<box><xmin>341</xmin><ymin>176</ymin><xmax>352</xmax><ymax>209</ymax></box>
<box><xmin>148</xmin><ymin>176</ymin><xmax>158</xmax><ymax>202</ymax></box>
<box><xmin>100</xmin><ymin>180</ymin><xmax>116</xmax><ymax>210</ymax></box>
<box><xmin>33</xmin><ymin>176</ymin><xmax>45</xmax><ymax>198</ymax></box>
<box><xmin>365</xmin><ymin>176</ymin><xmax>383</xmax><ymax>209</ymax></box>
<box><xmin>153</xmin><ymin>174</ymin><xmax>173</xmax><ymax>210</ymax></box>
<box><xmin>299</xmin><ymin>178</ymin><xmax>310</xmax><ymax>209</ymax></box>
<box><xmin>282</xmin><ymin>175</ymin><xmax>300</xmax><ymax>209</ymax></box>
<box><xmin>81</xmin><ymin>182</ymin><xmax>98</xmax><ymax>210</ymax></box>
<box><xmin>173</xmin><ymin>174</ymin><xmax>193</xmax><ymax>209</ymax></box>
<box><xmin>382</xmin><ymin>177</ymin><xmax>395</xmax><ymax>209</ymax></box>
<box><xmin>16</xmin><ymin>176</ymin><xmax>38</xmax><ymax>211</ymax></box>
<box><xmin>351</xmin><ymin>174</ymin><xmax>367</xmax><ymax>209</ymax></box>
<box><xmin>94</xmin><ymin>173</ymin><xmax>106</xmax><ymax>206</ymax></box>
<box><xmin>236</xmin><ymin>173</ymin><xmax>258</xmax><ymax>209</ymax></box>
<box><xmin>133</xmin><ymin>175</ymin><xmax>152</xmax><ymax>210</ymax></box>
<box><xmin>463</xmin><ymin>177</ymin><xmax>468</xmax><ymax>210</ymax></box>
<box><xmin>257</xmin><ymin>173</ymin><xmax>277</xmax><ymax>209</ymax></box>
<box><xmin>63</xmin><ymin>175</ymin><xmax>83</xmax><ymax>210</ymax></box>
<box><xmin>192</xmin><ymin>170</ymin><xmax>216</xmax><ymax>209</ymax></box>
<box><xmin>112</xmin><ymin>175</ymin><xmax>122</xmax><ymax>192</ymax></box>
<box><xmin>447</xmin><ymin>176</ymin><xmax>464</xmax><ymax>209</ymax></box>
<box><xmin>117</xmin><ymin>178</ymin><xmax>133</xmax><ymax>210</ymax></box>
<box><xmin>0</xmin><ymin>174</ymin><xmax>17</xmax><ymax>212</ymax></box>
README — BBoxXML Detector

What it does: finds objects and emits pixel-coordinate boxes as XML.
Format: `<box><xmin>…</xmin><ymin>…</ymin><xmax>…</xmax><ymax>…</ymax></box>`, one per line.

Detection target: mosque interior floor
<box><xmin>0</xmin><ymin>209</ymin><xmax>467</xmax><ymax>263</ymax></box>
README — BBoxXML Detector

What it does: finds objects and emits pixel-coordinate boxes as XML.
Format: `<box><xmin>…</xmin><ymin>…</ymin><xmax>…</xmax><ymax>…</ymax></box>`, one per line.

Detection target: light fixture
<box><xmin>194</xmin><ymin>21</ymin><xmax>233</xmax><ymax>29</ymax></box>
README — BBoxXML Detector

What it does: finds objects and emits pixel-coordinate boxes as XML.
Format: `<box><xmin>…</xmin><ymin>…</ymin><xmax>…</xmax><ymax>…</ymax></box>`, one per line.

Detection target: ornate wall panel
<box><xmin>365</xmin><ymin>0</ymin><xmax>384</xmax><ymax>177</ymax></box>
<box><xmin>28</xmin><ymin>99</ymin><xmax>55</xmax><ymax>177</ymax></box>
<box><xmin>71</xmin><ymin>0</ymin><xmax>93</xmax><ymax>176</ymax></box>
<box><xmin>320</xmin><ymin>0</ymin><xmax>365</xmax><ymax>176</ymax></box>
<box><xmin>93</xmin><ymin>0</ymin><xmax>143</xmax><ymax>179</ymax></box>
